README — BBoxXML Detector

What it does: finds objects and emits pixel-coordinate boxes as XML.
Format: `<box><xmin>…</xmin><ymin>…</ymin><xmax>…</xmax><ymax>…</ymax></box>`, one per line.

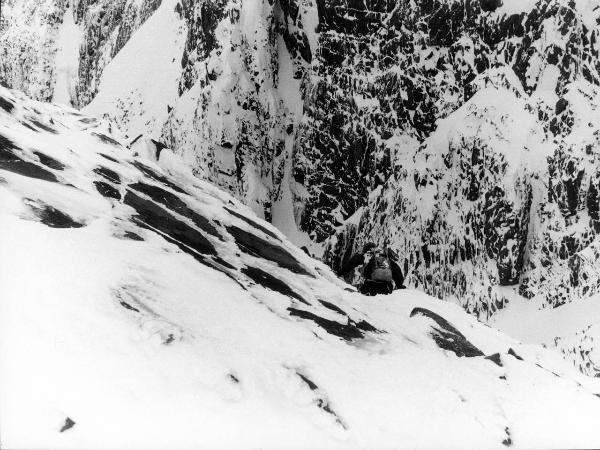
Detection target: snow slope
<box><xmin>491</xmin><ymin>288</ymin><xmax>600</xmax><ymax>377</ymax></box>
<box><xmin>83</xmin><ymin>0</ymin><xmax>186</xmax><ymax>140</ymax></box>
<box><xmin>2</xmin><ymin>87</ymin><xmax>600</xmax><ymax>449</ymax></box>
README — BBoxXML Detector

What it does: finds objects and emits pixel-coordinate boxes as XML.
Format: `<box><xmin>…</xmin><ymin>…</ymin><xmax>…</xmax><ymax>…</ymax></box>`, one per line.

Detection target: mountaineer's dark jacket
<box><xmin>338</xmin><ymin>251</ymin><xmax>404</xmax><ymax>289</ymax></box>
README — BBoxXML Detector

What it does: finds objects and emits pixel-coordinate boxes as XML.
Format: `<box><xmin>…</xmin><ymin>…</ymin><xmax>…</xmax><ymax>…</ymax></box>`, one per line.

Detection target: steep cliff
<box><xmin>3</xmin><ymin>0</ymin><xmax>600</xmax><ymax>371</ymax></box>
<box><xmin>0</xmin><ymin>0</ymin><xmax>162</xmax><ymax>106</ymax></box>
<box><xmin>328</xmin><ymin>1</ymin><xmax>600</xmax><ymax>315</ymax></box>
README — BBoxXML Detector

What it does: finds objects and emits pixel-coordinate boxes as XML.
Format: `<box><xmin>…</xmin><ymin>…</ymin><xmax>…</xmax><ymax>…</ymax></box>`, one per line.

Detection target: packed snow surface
<box><xmin>492</xmin><ymin>289</ymin><xmax>600</xmax><ymax>344</ymax></box>
<box><xmin>1</xmin><ymin>87</ymin><xmax>600</xmax><ymax>449</ymax></box>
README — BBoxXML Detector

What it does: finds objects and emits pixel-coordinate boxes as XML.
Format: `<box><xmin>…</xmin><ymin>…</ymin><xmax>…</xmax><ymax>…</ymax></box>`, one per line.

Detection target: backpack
<box><xmin>365</xmin><ymin>250</ymin><xmax>393</xmax><ymax>283</ymax></box>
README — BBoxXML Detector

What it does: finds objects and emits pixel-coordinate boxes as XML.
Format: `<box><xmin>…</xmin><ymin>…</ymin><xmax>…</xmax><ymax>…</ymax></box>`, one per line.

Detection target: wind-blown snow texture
<box><xmin>2</xmin><ymin>85</ymin><xmax>600</xmax><ymax>449</ymax></box>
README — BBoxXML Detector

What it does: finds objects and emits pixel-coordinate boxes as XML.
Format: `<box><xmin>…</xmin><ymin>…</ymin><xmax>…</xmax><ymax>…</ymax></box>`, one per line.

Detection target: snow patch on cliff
<box><xmin>83</xmin><ymin>0</ymin><xmax>186</xmax><ymax>139</ymax></box>
<box><xmin>272</xmin><ymin>33</ymin><xmax>315</xmax><ymax>252</ymax></box>
<box><xmin>52</xmin><ymin>5</ymin><xmax>82</xmax><ymax>107</ymax></box>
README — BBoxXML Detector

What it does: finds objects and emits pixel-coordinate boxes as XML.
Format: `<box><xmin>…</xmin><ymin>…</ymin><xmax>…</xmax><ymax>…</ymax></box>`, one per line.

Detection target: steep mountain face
<box><xmin>3</xmin><ymin>0</ymin><xmax>600</xmax><ymax>373</ymax></box>
<box><xmin>0</xmin><ymin>0</ymin><xmax>162</xmax><ymax>106</ymax></box>
<box><xmin>74</xmin><ymin>0</ymin><xmax>164</xmax><ymax>106</ymax></box>
<box><xmin>3</xmin><ymin>86</ymin><xmax>600</xmax><ymax>448</ymax></box>
<box><xmin>0</xmin><ymin>0</ymin><xmax>65</xmax><ymax>102</ymax></box>
<box><xmin>328</xmin><ymin>0</ymin><xmax>600</xmax><ymax>318</ymax></box>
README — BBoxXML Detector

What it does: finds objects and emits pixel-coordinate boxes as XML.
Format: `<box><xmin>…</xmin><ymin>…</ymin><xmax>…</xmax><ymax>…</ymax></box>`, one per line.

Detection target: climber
<box><xmin>338</xmin><ymin>242</ymin><xmax>406</xmax><ymax>296</ymax></box>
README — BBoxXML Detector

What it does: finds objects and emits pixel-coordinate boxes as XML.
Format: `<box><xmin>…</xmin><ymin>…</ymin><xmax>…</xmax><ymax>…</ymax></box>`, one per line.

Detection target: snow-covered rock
<box><xmin>0</xmin><ymin>0</ymin><xmax>162</xmax><ymax>106</ymax></box>
<box><xmin>2</xmin><ymin>86</ymin><xmax>600</xmax><ymax>448</ymax></box>
<box><xmin>3</xmin><ymin>0</ymin><xmax>600</xmax><ymax>378</ymax></box>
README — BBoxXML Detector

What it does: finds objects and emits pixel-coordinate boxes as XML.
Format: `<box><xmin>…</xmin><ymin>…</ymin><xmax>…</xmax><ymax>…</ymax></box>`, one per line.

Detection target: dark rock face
<box><xmin>241</xmin><ymin>266</ymin><xmax>309</xmax><ymax>304</ymax></box>
<box><xmin>293</xmin><ymin>0</ymin><xmax>600</xmax><ymax>245</ymax></box>
<box><xmin>485</xmin><ymin>353</ymin><xmax>503</xmax><ymax>367</ymax></box>
<box><xmin>131</xmin><ymin>161</ymin><xmax>187</xmax><ymax>195</ymax></box>
<box><xmin>484</xmin><ymin>185</ymin><xmax>532</xmax><ymax>286</ymax></box>
<box><xmin>99</xmin><ymin>153</ymin><xmax>120</xmax><ymax>164</ymax></box>
<box><xmin>323</xmin><ymin>1</ymin><xmax>600</xmax><ymax>317</ymax></box>
<box><xmin>28</xmin><ymin>119</ymin><xmax>57</xmax><ymax>134</ymax></box>
<box><xmin>0</xmin><ymin>96</ymin><xmax>15</xmax><ymax>113</ymax></box>
<box><xmin>25</xmin><ymin>199</ymin><xmax>86</xmax><ymax>228</ymax></box>
<box><xmin>59</xmin><ymin>417</ymin><xmax>76</xmax><ymax>433</ymax></box>
<box><xmin>177</xmin><ymin>0</ymin><xmax>228</xmax><ymax>94</ymax></box>
<box><xmin>33</xmin><ymin>151</ymin><xmax>66</xmax><ymax>171</ymax></box>
<box><xmin>0</xmin><ymin>136</ymin><xmax>61</xmax><ymax>184</ymax></box>
<box><xmin>502</xmin><ymin>427</ymin><xmax>513</xmax><ymax>447</ymax></box>
<box><xmin>123</xmin><ymin>230</ymin><xmax>144</xmax><ymax>241</ymax></box>
<box><xmin>410</xmin><ymin>307</ymin><xmax>484</xmax><ymax>357</ymax></box>
<box><xmin>94</xmin><ymin>166</ymin><xmax>121</xmax><ymax>184</ymax></box>
<box><xmin>130</xmin><ymin>181</ymin><xmax>221</xmax><ymax>239</ymax></box>
<box><xmin>480</xmin><ymin>0</ymin><xmax>502</xmax><ymax>13</ymax></box>
<box><xmin>553</xmin><ymin>325</ymin><xmax>600</xmax><ymax>377</ymax></box>
<box><xmin>227</xmin><ymin>225</ymin><xmax>313</xmax><ymax>276</ymax></box>
<box><xmin>124</xmin><ymin>190</ymin><xmax>217</xmax><ymax>257</ymax></box>
<box><xmin>163</xmin><ymin>0</ymin><xmax>288</xmax><ymax>220</ymax></box>
<box><xmin>318</xmin><ymin>299</ymin><xmax>346</xmax><ymax>316</ymax></box>
<box><xmin>94</xmin><ymin>181</ymin><xmax>121</xmax><ymax>200</ymax></box>
<box><xmin>91</xmin><ymin>132</ymin><xmax>121</xmax><ymax>147</ymax></box>
<box><xmin>288</xmin><ymin>307</ymin><xmax>364</xmax><ymax>341</ymax></box>
<box><xmin>225</xmin><ymin>206</ymin><xmax>281</xmax><ymax>241</ymax></box>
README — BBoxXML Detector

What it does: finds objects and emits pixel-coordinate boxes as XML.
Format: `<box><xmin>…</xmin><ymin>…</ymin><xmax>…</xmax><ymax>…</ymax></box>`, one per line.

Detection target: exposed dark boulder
<box><xmin>318</xmin><ymin>299</ymin><xmax>347</xmax><ymax>315</ymax></box>
<box><xmin>131</xmin><ymin>161</ymin><xmax>187</xmax><ymax>195</ymax></box>
<box><xmin>59</xmin><ymin>417</ymin><xmax>76</xmax><ymax>433</ymax></box>
<box><xmin>32</xmin><ymin>151</ymin><xmax>65</xmax><ymax>171</ymax></box>
<box><xmin>507</xmin><ymin>348</ymin><xmax>524</xmax><ymax>361</ymax></box>
<box><xmin>225</xmin><ymin>206</ymin><xmax>280</xmax><ymax>240</ymax></box>
<box><xmin>124</xmin><ymin>190</ymin><xmax>216</xmax><ymax>257</ymax></box>
<box><xmin>130</xmin><ymin>181</ymin><xmax>221</xmax><ymax>239</ymax></box>
<box><xmin>485</xmin><ymin>353</ymin><xmax>503</xmax><ymax>366</ymax></box>
<box><xmin>91</xmin><ymin>132</ymin><xmax>120</xmax><ymax>146</ymax></box>
<box><xmin>25</xmin><ymin>199</ymin><xmax>85</xmax><ymax>228</ymax></box>
<box><xmin>93</xmin><ymin>166</ymin><xmax>121</xmax><ymax>184</ymax></box>
<box><xmin>241</xmin><ymin>266</ymin><xmax>309</xmax><ymax>305</ymax></box>
<box><xmin>410</xmin><ymin>307</ymin><xmax>484</xmax><ymax>357</ymax></box>
<box><xmin>123</xmin><ymin>231</ymin><xmax>144</xmax><ymax>241</ymax></box>
<box><xmin>29</xmin><ymin>119</ymin><xmax>57</xmax><ymax>134</ymax></box>
<box><xmin>94</xmin><ymin>181</ymin><xmax>121</xmax><ymax>200</ymax></box>
<box><xmin>288</xmin><ymin>307</ymin><xmax>364</xmax><ymax>341</ymax></box>
<box><xmin>98</xmin><ymin>153</ymin><xmax>119</xmax><ymax>164</ymax></box>
<box><xmin>0</xmin><ymin>136</ymin><xmax>60</xmax><ymax>183</ymax></box>
<box><xmin>0</xmin><ymin>96</ymin><xmax>15</xmax><ymax>113</ymax></box>
<box><xmin>227</xmin><ymin>225</ymin><xmax>313</xmax><ymax>276</ymax></box>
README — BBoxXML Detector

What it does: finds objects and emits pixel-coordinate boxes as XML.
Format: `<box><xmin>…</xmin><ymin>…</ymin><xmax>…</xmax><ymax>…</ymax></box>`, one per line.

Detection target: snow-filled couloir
<box><xmin>1</xmin><ymin>87</ymin><xmax>600</xmax><ymax>448</ymax></box>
